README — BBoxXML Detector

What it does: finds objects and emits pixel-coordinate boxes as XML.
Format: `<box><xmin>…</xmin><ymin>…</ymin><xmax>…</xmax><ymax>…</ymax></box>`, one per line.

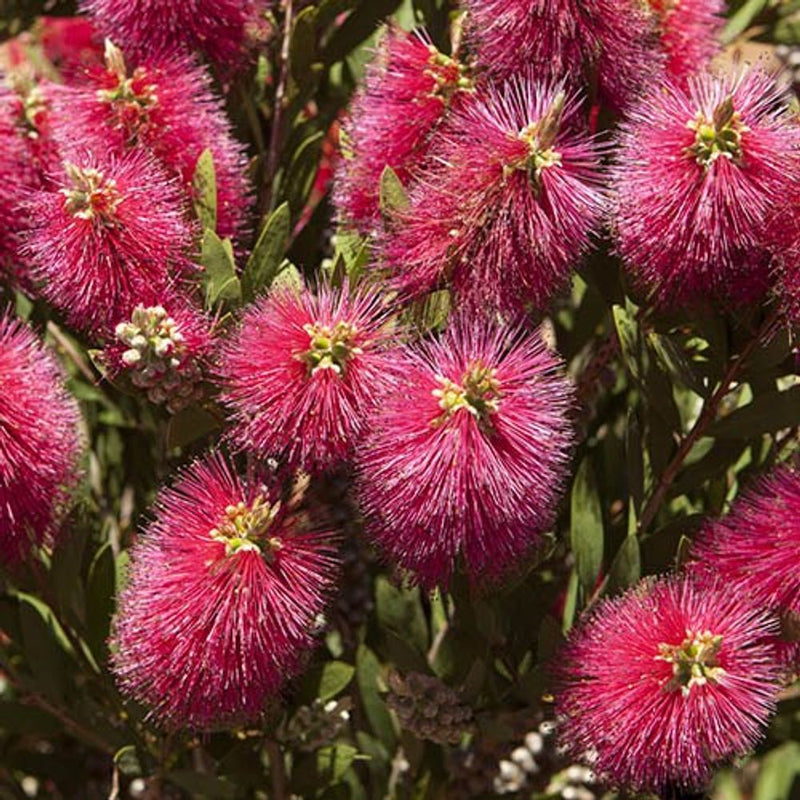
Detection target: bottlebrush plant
<box><xmin>0</xmin><ymin>2</ymin><xmax>798</xmax><ymax>800</ymax></box>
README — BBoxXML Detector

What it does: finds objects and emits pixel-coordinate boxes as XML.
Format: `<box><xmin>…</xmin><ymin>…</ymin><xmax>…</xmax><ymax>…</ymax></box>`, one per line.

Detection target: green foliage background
<box><xmin>0</xmin><ymin>1</ymin><xmax>799</xmax><ymax>798</ymax></box>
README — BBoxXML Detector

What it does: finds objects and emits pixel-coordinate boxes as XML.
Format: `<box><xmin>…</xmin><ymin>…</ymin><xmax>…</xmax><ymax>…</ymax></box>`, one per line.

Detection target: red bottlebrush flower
<box><xmin>613</xmin><ymin>69</ymin><xmax>800</xmax><ymax>309</ymax></box>
<box><xmin>356</xmin><ymin>315</ymin><xmax>574</xmax><ymax>591</ymax></box>
<box><xmin>51</xmin><ymin>41</ymin><xmax>250</xmax><ymax>242</ymax></box>
<box><xmin>380</xmin><ymin>78</ymin><xmax>606</xmax><ymax>313</ymax></box>
<box><xmin>111</xmin><ymin>453</ymin><xmax>340</xmax><ymax>729</ymax></box>
<box><xmin>334</xmin><ymin>28</ymin><xmax>474</xmax><ymax>231</ymax></box>
<box><xmin>22</xmin><ymin>149</ymin><xmax>194</xmax><ymax>333</ymax></box>
<box><xmin>0</xmin><ymin>315</ymin><xmax>81</xmax><ymax>563</ymax></box>
<box><xmin>461</xmin><ymin>0</ymin><xmax>658</xmax><ymax>111</ymax></box>
<box><xmin>102</xmin><ymin>300</ymin><xmax>214</xmax><ymax>413</ymax></box>
<box><xmin>648</xmin><ymin>0</ymin><xmax>723</xmax><ymax>85</ymax></box>
<box><xmin>222</xmin><ymin>285</ymin><xmax>397</xmax><ymax>473</ymax></box>
<box><xmin>81</xmin><ymin>0</ymin><xmax>261</xmax><ymax>69</ymax></box>
<box><xmin>555</xmin><ymin>575</ymin><xmax>780</xmax><ymax>793</ymax></box>
<box><xmin>37</xmin><ymin>16</ymin><xmax>104</xmax><ymax>80</ymax></box>
<box><xmin>689</xmin><ymin>465</ymin><xmax>800</xmax><ymax>666</ymax></box>
<box><xmin>0</xmin><ymin>90</ymin><xmax>29</xmax><ymax>270</ymax></box>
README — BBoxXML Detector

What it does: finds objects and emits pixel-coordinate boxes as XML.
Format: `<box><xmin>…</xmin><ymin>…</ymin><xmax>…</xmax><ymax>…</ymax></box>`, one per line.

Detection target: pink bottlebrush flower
<box><xmin>51</xmin><ymin>41</ymin><xmax>250</xmax><ymax>242</ymax></box>
<box><xmin>555</xmin><ymin>574</ymin><xmax>781</xmax><ymax>793</ymax></box>
<box><xmin>22</xmin><ymin>149</ymin><xmax>194</xmax><ymax>333</ymax></box>
<box><xmin>380</xmin><ymin>77</ymin><xmax>606</xmax><ymax>313</ymax></box>
<box><xmin>689</xmin><ymin>465</ymin><xmax>800</xmax><ymax>668</ymax></box>
<box><xmin>356</xmin><ymin>315</ymin><xmax>574</xmax><ymax>591</ymax></box>
<box><xmin>222</xmin><ymin>285</ymin><xmax>397</xmax><ymax>473</ymax></box>
<box><xmin>37</xmin><ymin>15</ymin><xmax>104</xmax><ymax>80</ymax></box>
<box><xmin>648</xmin><ymin>0</ymin><xmax>723</xmax><ymax>85</ymax></box>
<box><xmin>0</xmin><ymin>90</ymin><xmax>29</xmax><ymax>271</ymax></box>
<box><xmin>334</xmin><ymin>28</ymin><xmax>474</xmax><ymax>232</ymax></box>
<box><xmin>0</xmin><ymin>315</ymin><xmax>81</xmax><ymax>563</ymax></box>
<box><xmin>81</xmin><ymin>0</ymin><xmax>261</xmax><ymax>69</ymax></box>
<box><xmin>613</xmin><ymin>69</ymin><xmax>800</xmax><ymax>309</ymax></box>
<box><xmin>102</xmin><ymin>300</ymin><xmax>214</xmax><ymax>413</ymax></box>
<box><xmin>111</xmin><ymin>453</ymin><xmax>340</xmax><ymax>729</ymax></box>
<box><xmin>461</xmin><ymin>0</ymin><xmax>658</xmax><ymax>111</ymax></box>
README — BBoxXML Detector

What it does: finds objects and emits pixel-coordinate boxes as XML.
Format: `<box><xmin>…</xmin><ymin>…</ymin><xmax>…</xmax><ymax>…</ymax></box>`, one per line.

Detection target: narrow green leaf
<box><xmin>201</xmin><ymin>230</ymin><xmax>242</xmax><ymax>307</ymax></box>
<box><xmin>607</xmin><ymin>535</ymin><xmax>641</xmax><ymax>594</ymax></box>
<box><xmin>379</xmin><ymin>165</ymin><xmax>409</xmax><ymax>218</ymax></box>
<box><xmin>708</xmin><ymin>385</ymin><xmax>800</xmax><ymax>439</ymax></box>
<box><xmin>284</xmin><ymin>130</ymin><xmax>324</xmax><ymax>215</ymax></box>
<box><xmin>166</xmin><ymin>405</ymin><xmax>222</xmax><ymax>450</ymax></box>
<box><xmin>562</xmin><ymin>569</ymin><xmax>579</xmax><ymax>634</ymax></box>
<box><xmin>290</xmin><ymin>6</ymin><xmax>318</xmax><ymax>84</ymax></box>
<box><xmin>753</xmin><ymin>741</ymin><xmax>800</xmax><ymax>800</ymax></box>
<box><xmin>612</xmin><ymin>304</ymin><xmax>639</xmax><ymax>379</ymax></box>
<box><xmin>271</xmin><ymin>262</ymin><xmax>304</xmax><ymax>293</ymax></box>
<box><xmin>721</xmin><ymin>0</ymin><xmax>769</xmax><ymax>44</ymax></box>
<box><xmin>375</xmin><ymin>577</ymin><xmax>429</xmax><ymax>655</ymax></box>
<box><xmin>356</xmin><ymin>645</ymin><xmax>396</xmax><ymax>747</ymax></box>
<box><xmin>18</xmin><ymin>594</ymin><xmax>74</xmax><ymax>702</ymax></box>
<box><xmin>86</xmin><ymin>543</ymin><xmax>116</xmax><ymax>661</ymax></box>
<box><xmin>243</xmin><ymin>202</ymin><xmax>291</xmax><ymax>300</ymax></box>
<box><xmin>299</xmin><ymin>660</ymin><xmax>355</xmax><ymax>704</ymax></box>
<box><xmin>570</xmin><ymin>458</ymin><xmax>604</xmax><ymax>595</ymax></box>
<box><xmin>167</xmin><ymin>771</ymin><xmax>236</xmax><ymax>799</ymax></box>
<box><xmin>192</xmin><ymin>149</ymin><xmax>217</xmax><ymax>232</ymax></box>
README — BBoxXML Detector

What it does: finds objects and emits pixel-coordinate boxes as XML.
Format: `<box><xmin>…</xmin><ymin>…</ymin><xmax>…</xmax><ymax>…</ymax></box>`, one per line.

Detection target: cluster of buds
<box><xmin>433</xmin><ymin>362</ymin><xmax>501</xmax><ymax>428</ymax></box>
<box><xmin>283</xmin><ymin>698</ymin><xmax>352</xmax><ymax>752</ymax></box>
<box><xmin>114</xmin><ymin>305</ymin><xmax>204</xmax><ymax>412</ymax></box>
<box><xmin>386</xmin><ymin>671</ymin><xmax>475</xmax><ymax>746</ymax></box>
<box><xmin>424</xmin><ymin>46</ymin><xmax>474</xmax><ymax>103</ymax></box>
<box><xmin>686</xmin><ymin>96</ymin><xmax>748</xmax><ymax>169</ymax></box>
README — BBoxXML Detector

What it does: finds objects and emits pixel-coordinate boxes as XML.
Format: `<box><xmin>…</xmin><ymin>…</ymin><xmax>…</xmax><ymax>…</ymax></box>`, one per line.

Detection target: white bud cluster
<box><xmin>493</xmin><ymin>720</ymin><xmax>556</xmax><ymax>795</ymax></box>
<box><xmin>114</xmin><ymin>305</ymin><xmax>203</xmax><ymax>413</ymax></box>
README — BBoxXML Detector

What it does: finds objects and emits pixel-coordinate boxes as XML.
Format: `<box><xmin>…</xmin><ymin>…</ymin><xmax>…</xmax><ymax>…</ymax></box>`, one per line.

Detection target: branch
<box><xmin>637</xmin><ymin>308</ymin><xmax>782</xmax><ymax>535</ymax></box>
<box><xmin>265</xmin><ymin>739</ymin><xmax>287</xmax><ymax>800</ymax></box>
<box><xmin>262</xmin><ymin>0</ymin><xmax>294</xmax><ymax>214</ymax></box>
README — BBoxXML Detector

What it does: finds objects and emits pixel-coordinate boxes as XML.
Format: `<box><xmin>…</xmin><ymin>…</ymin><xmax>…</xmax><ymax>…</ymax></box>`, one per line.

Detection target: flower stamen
<box><xmin>210</xmin><ymin>494</ymin><xmax>282</xmax><ymax>558</ymax></box>
<box><xmin>433</xmin><ymin>361</ymin><xmax>501</xmax><ymax>427</ymax></box>
<box><xmin>686</xmin><ymin>96</ymin><xmax>748</xmax><ymax>169</ymax></box>
<box><xmin>61</xmin><ymin>163</ymin><xmax>123</xmax><ymax>221</ymax></box>
<box><xmin>657</xmin><ymin>629</ymin><xmax>726</xmax><ymax>696</ymax></box>
<box><xmin>297</xmin><ymin>321</ymin><xmax>362</xmax><ymax>377</ymax></box>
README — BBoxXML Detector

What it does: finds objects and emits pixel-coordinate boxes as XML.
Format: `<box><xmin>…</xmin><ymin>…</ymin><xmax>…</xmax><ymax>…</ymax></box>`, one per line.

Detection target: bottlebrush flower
<box><xmin>221</xmin><ymin>284</ymin><xmax>397</xmax><ymax>473</ymax></box>
<box><xmin>111</xmin><ymin>453</ymin><xmax>340</xmax><ymax>729</ymax></box>
<box><xmin>380</xmin><ymin>78</ymin><xmax>606</xmax><ymax>313</ymax></box>
<box><xmin>335</xmin><ymin>27</ymin><xmax>474</xmax><ymax>232</ymax></box>
<box><xmin>356</xmin><ymin>315</ymin><xmax>574</xmax><ymax>591</ymax></box>
<box><xmin>0</xmin><ymin>87</ymin><xmax>33</xmax><ymax>269</ymax></box>
<box><xmin>0</xmin><ymin>315</ymin><xmax>81</xmax><ymax>563</ymax></box>
<box><xmin>555</xmin><ymin>575</ymin><xmax>780</xmax><ymax>793</ymax></box>
<box><xmin>22</xmin><ymin>149</ymin><xmax>193</xmax><ymax>333</ymax></box>
<box><xmin>689</xmin><ymin>465</ymin><xmax>800</xmax><ymax>665</ymax></box>
<box><xmin>51</xmin><ymin>41</ymin><xmax>250</xmax><ymax>242</ymax></box>
<box><xmin>461</xmin><ymin>0</ymin><xmax>658</xmax><ymax>110</ymax></box>
<box><xmin>613</xmin><ymin>69</ymin><xmax>800</xmax><ymax>308</ymax></box>
<box><xmin>648</xmin><ymin>0</ymin><xmax>723</xmax><ymax>85</ymax></box>
<box><xmin>102</xmin><ymin>301</ymin><xmax>214</xmax><ymax>413</ymax></box>
<box><xmin>81</xmin><ymin>0</ymin><xmax>260</xmax><ymax>68</ymax></box>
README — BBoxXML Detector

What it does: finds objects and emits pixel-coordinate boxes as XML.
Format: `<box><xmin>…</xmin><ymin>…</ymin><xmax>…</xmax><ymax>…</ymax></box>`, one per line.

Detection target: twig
<box><xmin>637</xmin><ymin>308</ymin><xmax>781</xmax><ymax>535</ymax></box>
<box><xmin>46</xmin><ymin>321</ymin><xmax>96</xmax><ymax>383</ymax></box>
<box><xmin>265</xmin><ymin>739</ymin><xmax>287</xmax><ymax>800</ymax></box>
<box><xmin>262</xmin><ymin>0</ymin><xmax>294</xmax><ymax>214</ymax></box>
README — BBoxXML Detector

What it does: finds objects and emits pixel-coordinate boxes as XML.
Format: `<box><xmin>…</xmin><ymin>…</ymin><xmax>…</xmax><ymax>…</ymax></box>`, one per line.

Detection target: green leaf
<box><xmin>50</xmin><ymin>525</ymin><xmax>88</xmax><ymax>624</ymax></box>
<box><xmin>375</xmin><ymin>576</ymin><xmax>429</xmax><ymax>655</ymax></box>
<box><xmin>86</xmin><ymin>542</ymin><xmax>116</xmax><ymax>661</ymax></box>
<box><xmin>753</xmin><ymin>741</ymin><xmax>800</xmax><ymax>800</ymax></box>
<box><xmin>271</xmin><ymin>262</ymin><xmax>304</xmax><ymax>293</ymax></box>
<box><xmin>562</xmin><ymin>569</ymin><xmax>579</xmax><ymax>634</ymax></box>
<box><xmin>707</xmin><ymin>385</ymin><xmax>800</xmax><ymax>439</ymax></box>
<box><xmin>166</xmin><ymin>405</ymin><xmax>222</xmax><ymax>450</ymax></box>
<box><xmin>298</xmin><ymin>660</ymin><xmax>355</xmax><ymax>704</ymax></box>
<box><xmin>243</xmin><ymin>202</ymin><xmax>291</xmax><ymax>300</ymax></box>
<box><xmin>570</xmin><ymin>458</ymin><xmax>604</xmax><ymax>595</ymax></box>
<box><xmin>18</xmin><ymin>594</ymin><xmax>74</xmax><ymax>702</ymax></box>
<box><xmin>721</xmin><ymin>0</ymin><xmax>769</xmax><ymax>44</ymax></box>
<box><xmin>201</xmin><ymin>230</ymin><xmax>241</xmax><ymax>307</ymax></box>
<box><xmin>612</xmin><ymin>304</ymin><xmax>639</xmax><ymax>379</ymax></box>
<box><xmin>607</xmin><ymin>535</ymin><xmax>641</xmax><ymax>594</ymax></box>
<box><xmin>192</xmin><ymin>149</ymin><xmax>217</xmax><ymax>233</ymax></box>
<box><xmin>284</xmin><ymin>130</ymin><xmax>324</xmax><ymax>215</ymax></box>
<box><xmin>290</xmin><ymin>6</ymin><xmax>318</xmax><ymax>84</ymax></box>
<box><xmin>315</xmin><ymin>745</ymin><xmax>360</xmax><ymax>785</ymax></box>
<box><xmin>379</xmin><ymin>165</ymin><xmax>409</xmax><ymax>218</ymax></box>
<box><xmin>322</xmin><ymin>2</ymin><xmax>403</xmax><ymax>64</ymax></box>
<box><xmin>114</xmin><ymin>745</ymin><xmax>142</xmax><ymax>778</ymax></box>
<box><xmin>356</xmin><ymin>645</ymin><xmax>396</xmax><ymax>747</ymax></box>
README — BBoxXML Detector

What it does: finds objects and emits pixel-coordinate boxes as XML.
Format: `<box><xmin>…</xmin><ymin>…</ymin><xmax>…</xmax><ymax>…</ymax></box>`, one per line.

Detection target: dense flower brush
<box><xmin>111</xmin><ymin>453</ymin><xmax>340</xmax><ymax>730</ymax></box>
